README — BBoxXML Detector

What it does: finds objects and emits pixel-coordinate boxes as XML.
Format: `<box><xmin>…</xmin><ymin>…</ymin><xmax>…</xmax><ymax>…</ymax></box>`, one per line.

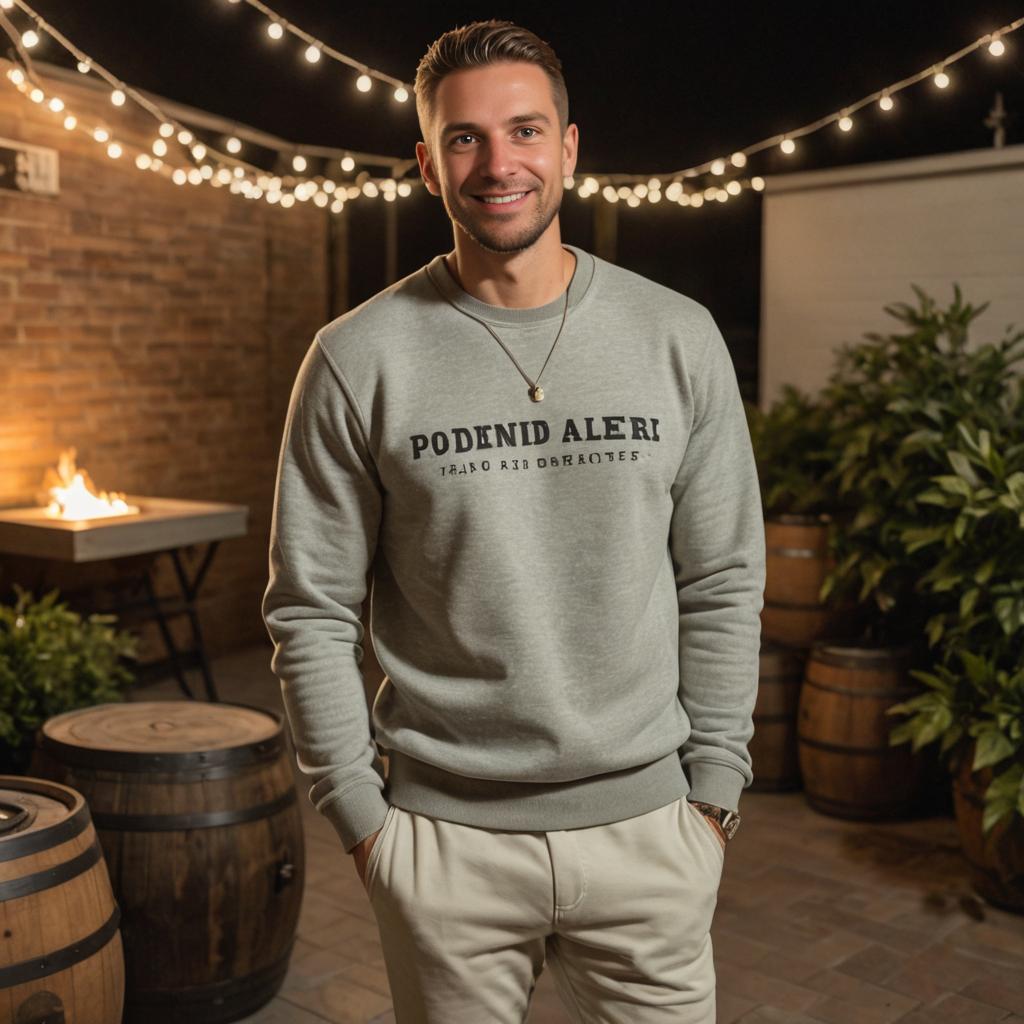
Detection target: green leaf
<box><xmin>973</xmin><ymin>729</ymin><xmax>1014</xmax><ymax>770</ymax></box>
<box><xmin>948</xmin><ymin>449</ymin><xmax>981</xmax><ymax>487</ymax></box>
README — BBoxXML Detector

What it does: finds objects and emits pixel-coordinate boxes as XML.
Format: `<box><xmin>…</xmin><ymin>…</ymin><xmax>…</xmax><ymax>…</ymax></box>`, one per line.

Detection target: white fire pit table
<box><xmin>0</xmin><ymin>496</ymin><xmax>248</xmax><ymax>701</ymax></box>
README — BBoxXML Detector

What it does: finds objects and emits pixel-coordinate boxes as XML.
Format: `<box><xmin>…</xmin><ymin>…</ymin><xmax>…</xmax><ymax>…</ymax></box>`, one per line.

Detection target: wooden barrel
<box><xmin>31</xmin><ymin>701</ymin><xmax>304</xmax><ymax>1024</ymax></box>
<box><xmin>762</xmin><ymin>513</ymin><xmax>834</xmax><ymax>649</ymax></box>
<box><xmin>951</xmin><ymin>742</ymin><xmax>1024</xmax><ymax>914</ymax></box>
<box><xmin>797</xmin><ymin>643</ymin><xmax>926</xmax><ymax>819</ymax></box>
<box><xmin>749</xmin><ymin>643</ymin><xmax>806</xmax><ymax>791</ymax></box>
<box><xmin>0</xmin><ymin>775</ymin><xmax>124</xmax><ymax>1024</ymax></box>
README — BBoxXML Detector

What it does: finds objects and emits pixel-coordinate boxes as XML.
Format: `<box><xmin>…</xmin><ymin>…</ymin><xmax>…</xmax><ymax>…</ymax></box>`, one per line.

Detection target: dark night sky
<box><xmin>10</xmin><ymin>1</ymin><xmax>1024</xmax><ymax>394</ymax></box>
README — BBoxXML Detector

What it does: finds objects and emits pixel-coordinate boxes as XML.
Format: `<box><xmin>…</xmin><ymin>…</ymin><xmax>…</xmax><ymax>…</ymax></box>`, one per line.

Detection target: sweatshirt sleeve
<box><xmin>261</xmin><ymin>335</ymin><xmax>388</xmax><ymax>853</ymax></box>
<box><xmin>670</xmin><ymin>311</ymin><xmax>766</xmax><ymax>813</ymax></box>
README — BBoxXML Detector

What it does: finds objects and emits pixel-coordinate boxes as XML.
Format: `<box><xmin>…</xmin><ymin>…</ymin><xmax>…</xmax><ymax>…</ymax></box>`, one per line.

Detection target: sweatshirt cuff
<box><xmin>685</xmin><ymin>761</ymin><xmax>746</xmax><ymax>812</ymax></box>
<box><xmin>320</xmin><ymin>784</ymin><xmax>391</xmax><ymax>853</ymax></box>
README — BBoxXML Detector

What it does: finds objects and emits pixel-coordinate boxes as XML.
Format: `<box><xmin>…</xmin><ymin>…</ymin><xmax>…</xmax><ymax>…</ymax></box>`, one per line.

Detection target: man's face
<box><xmin>416</xmin><ymin>61</ymin><xmax>578</xmax><ymax>255</ymax></box>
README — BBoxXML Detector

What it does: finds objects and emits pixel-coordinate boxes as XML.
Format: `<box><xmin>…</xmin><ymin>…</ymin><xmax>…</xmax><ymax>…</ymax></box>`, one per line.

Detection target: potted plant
<box><xmin>0</xmin><ymin>584</ymin><xmax>138</xmax><ymax>773</ymax></box>
<box><xmin>887</xmin><ymin>405</ymin><xmax>1024</xmax><ymax>912</ymax></box>
<box><xmin>800</xmin><ymin>285</ymin><xmax>1021</xmax><ymax>819</ymax></box>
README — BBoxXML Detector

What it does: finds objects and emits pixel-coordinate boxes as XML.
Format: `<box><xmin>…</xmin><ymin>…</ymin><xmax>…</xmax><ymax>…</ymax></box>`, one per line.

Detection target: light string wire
<box><xmin>2</xmin><ymin>1</ymin><xmax>1022</xmax><ymax>212</ymax></box>
<box><xmin>232</xmin><ymin>0</ymin><xmax>411</xmax><ymax>96</ymax></box>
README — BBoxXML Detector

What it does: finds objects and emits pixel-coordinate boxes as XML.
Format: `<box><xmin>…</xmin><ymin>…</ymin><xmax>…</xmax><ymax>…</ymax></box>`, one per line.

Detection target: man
<box><xmin>262</xmin><ymin>18</ymin><xmax>765</xmax><ymax>1024</ymax></box>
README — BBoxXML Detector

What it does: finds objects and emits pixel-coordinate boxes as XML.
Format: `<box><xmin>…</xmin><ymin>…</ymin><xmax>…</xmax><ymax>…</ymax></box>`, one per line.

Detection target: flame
<box><xmin>42</xmin><ymin>447</ymin><xmax>140</xmax><ymax>520</ymax></box>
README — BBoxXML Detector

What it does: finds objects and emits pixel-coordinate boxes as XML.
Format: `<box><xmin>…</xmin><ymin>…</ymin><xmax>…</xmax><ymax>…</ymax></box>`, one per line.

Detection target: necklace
<box><xmin>439</xmin><ymin>255</ymin><xmax>572</xmax><ymax>403</ymax></box>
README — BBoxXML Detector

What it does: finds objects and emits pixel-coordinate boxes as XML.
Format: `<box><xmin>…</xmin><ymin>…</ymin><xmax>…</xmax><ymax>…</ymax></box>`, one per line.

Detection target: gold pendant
<box><xmin>530</xmin><ymin>385</ymin><xmax>544</xmax><ymax>402</ymax></box>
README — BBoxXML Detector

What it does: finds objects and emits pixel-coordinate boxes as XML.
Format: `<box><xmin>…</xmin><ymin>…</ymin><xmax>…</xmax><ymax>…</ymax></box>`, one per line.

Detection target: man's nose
<box><xmin>477</xmin><ymin>137</ymin><xmax>519</xmax><ymax>180</ymax></box>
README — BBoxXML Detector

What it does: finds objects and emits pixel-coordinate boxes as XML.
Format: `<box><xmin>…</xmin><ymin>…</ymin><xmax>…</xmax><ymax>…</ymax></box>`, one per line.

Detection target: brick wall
<box><xmin>0</xmin><ymin>67</ymin><xmax>335</xmax><ymax>676</ymax></box>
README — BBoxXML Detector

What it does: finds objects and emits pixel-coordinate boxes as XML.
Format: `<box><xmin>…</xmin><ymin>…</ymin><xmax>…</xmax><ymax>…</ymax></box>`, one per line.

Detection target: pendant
<box><xmin>530</xmin><ymin>384</ymin><xmax>544</xmax><ymax>402</ymax></box>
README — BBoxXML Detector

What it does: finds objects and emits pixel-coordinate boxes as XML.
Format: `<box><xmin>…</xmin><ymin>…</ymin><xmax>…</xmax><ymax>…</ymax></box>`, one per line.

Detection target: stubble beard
<box><xmin>443</xmin><ymin>182</ymin><xmax>562</xmax><ymax>255</ymax></box>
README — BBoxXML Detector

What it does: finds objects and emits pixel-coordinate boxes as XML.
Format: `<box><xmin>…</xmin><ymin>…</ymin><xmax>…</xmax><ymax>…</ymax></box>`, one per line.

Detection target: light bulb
<box><xmin>381</xmin><ymin>178</ymin><xmax>396</xmax><ymax>191</ymax></box>
<box><xmin>22</xmin><ymin>30</ymin><xmax>39</xmax><ymax>48</ymax></box>
<box><xmin>267</xmin><ymin>21</ymin><xmax>284</xmax><ymax>40</ymax></box>
<box><xmin>314</xmin><ymin>192</ymin><xmax>329</xmax><ymax>208</ymax></box>
<box><xmin>988</xmin><ymin>36</ymin><xmax>1005</xmax><ymax>57</ymax></box>
<box><xmin>172</xmin><ymin>169</ymin><xmax>187</xmax><ymax>185</ymax></box>
<box><xmin>394</xmin><ymin>86</ymin><xmax>409</xmax><ymax>102</ymax></box>
<box><xmin>751</xmin><ymin>176</ymin><xmax>765</xmax><ymax>191</ymax></box>
<box><xmin>563</xmin><ymin>175</ymin><xmax>575</xmax><ymax>189</ymax></box>
<box><xmin>602</xmin><ymin>186</ymin><xmax>616</xmax><ymax>202</ymax></box>
<box><xmin>584</xmin><ymin>177</ymin><xmax>598</xmax><ymax>192</ymax></box>
<box><xmin>192</xmin><ymin>144</ymin><xmax>206</xmax><ymax>160</ymax></box>
<box><xmin>200</xmin><ymin>164</ymin><xmax>213</xmax><ymax>179</ymax></box>
<box><xmin>363</xmin><ymin>181</ymin><xmax>379</xmax><ymax>197</ymax></box>
<box><xmin>331</xmin><ymin>199</ymin><xmax>344</xmax><ymax>213</ymax></box>
<box><xmin>678</xmin><ymin>193</ymin><xmax>691</xmax><ymax>207</ymax></box>
<box><xmin>159</xmin><ymin>122</ymin><xmax>174</xmax><ymax>138</ymax></box>
<box><xmin>322</xmin><ymin>179</ymin><xmax>336</xmax><ymax>192</ymax></box>
<box><xmin>633</xmin><ymin>183</ymin><xmax>648</xmax><ymax>198</ymax></box>
<box><xmin>63</xmin><ymin>114</ymin><xmax>76</xmax><ymax>130</ymax></box>
<box><xmin>111</xmin><ymin>89</ymin><xmax>126</xmax><ymax>106</ymax></box>
<box><xmin>780</xmin><ymin>137</ymin><xmax>796</xmax><ymax>154</ymax></box>
<box><xmin>29</xmin><ymin>88</ymin><xmax>44</xmax><ymax>103</ymax></box>
<box><xmin>397</xmin><ymin>182</ymin><xmax>412</xmax><ymax>197</ymax></box>
<box><xmin>135</xmin><ymin>153</ymin><xmax>151</xmax><ymax>169</ymax></box>
<box><xmin>710</xmin><ymin>158</ymin><xmax>725</xmax><ymax>175</ymax></box>
<box><xmin>0</xmin><ymin>0</ymin><xmax>13</xmax><ymax>8</ymax></box>
<box><xmin>177</xmin><ymin>130</ymin><xmax>193</xmax><ymax>145</ymax></box>
<box><xmin>726</xmin><ymin>180</ymin><xmax>741</xmax><ymax>195</ymax></box>
<box><xmin>879</xmin><ymin>93</ymin><xmax>894</xmax><ymax>111</ymax></box>
<box><xmin>47</xmin><ymin>97</ymin><xmax>64</xmax><ymax>112</ymax></box>
<box><xmin>281</xmin><ymin>194</ymin><xmax>296</xmax><ymax>208</ymax></box>
<box><xmin>346</xmin><ymin>185</ymin><xmax>360</xmax><ymax>199</ymax></box>
<box><xmin>617</xmin><ymin>186</ymin><xmax>631</xmax><ymax>199</ymax></box>
<box><xmin>187</xmin><ymin>168</ymin><xmax>202</xmax><ymax>185</ymax></box>
<box><xmin>357</xmin><ymin>74</ymin><xmax>373</xmax><ymax>92</ymax></box>
<box><xmin>690</xmin><ymin>194</ymin><xmax>704</xmax><ymax>208</ymax></box>
<box><xmin>730</xmin><ymin>152</ymin><xmax>747</xmax><ymax>168</ymax></box>
<box><xmin>305</xmin><ymin>45</ymin><xmax>321</xmax><ymax>64</ymax></box>
<box><xmin>649</xmin><ymin>191</ymin><xmax>662</xmax><ymax>203</ymax></box>
<box><xmin>838</xmin><ymin>115</ymin><xmax>853</xmax><ymax>132</ymax></box>
<box><xmin>340</xmin><ymin>156</ymin><xmax>355</xmax><ymax>172</ymax></box>
<box><xmin>152</xmin><ymin>138</ymin><xmax>167</xmax><ymax>156</ymax></box>
<box><xmin>934</xmin><ymin>69</ymin><xmax>950</xmax><ymax>89</ymax></box>
<box><xmin>107</xmin><ymin>142</ymin><xmax>122</xmax><ymax>159</ymax></box>
<box><xmin>293</xmin><ymin>154</ymin><xmax>307</xmax><ymax>172</ymax></box>
<box><xmin>666</xmin><ymin>182</ymin><xmax>683</xmax><ymax>201</ymax></box>
<box><xmin>383</xmin><ymin>192</ymin><xmax>396</xmax><ymax>202</ymax></box>
<box><xmin>93</xmin><ymin>127</ymin><xmax>109</xmax><ymax>142</ymax></box>
<box><xmin>226</xmin><ymin>136</ymin><xmax>241</xmax><ymax>153</ymax></box>
<box><xmin>626</xmin><ymin>195</ymin><xmax>640</xmax><ymax>208</ymax></box>
<box><xmin>7</xmin><ymin>69</ymin><xmax>24</xmax><ymax>84</ymax></box>
<box><xmin>77</xmin><ymin>60</ymin><xmax>90</xmax><ymax>73</ymax></box>
<box><xmin>234</xmin><ymin>166</ymin><xmax>245</xmax><ymax>178</ymax></box>
<box><xmin>716</xmin><ymin>190</ymin><xmax>728</xmax><ymax>203</ymax></box>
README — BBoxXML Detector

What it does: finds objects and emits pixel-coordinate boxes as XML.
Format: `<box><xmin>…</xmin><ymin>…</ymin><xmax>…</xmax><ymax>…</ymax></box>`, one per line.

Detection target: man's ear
<box><xmin>561</xmin><ymin>123</ymin><xmax>579</xmax><ymax>180</ymax></box>
<box><xmin>416</xmin><ymin>141</ymin><xmax>441</xmax><ymax>197</ymax></box>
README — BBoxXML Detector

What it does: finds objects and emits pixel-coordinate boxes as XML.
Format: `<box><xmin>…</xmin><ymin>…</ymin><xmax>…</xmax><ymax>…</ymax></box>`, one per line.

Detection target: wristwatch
<box><xmin>689</xmin><ymin>800</ymin><xmax>741</xmax><ymax>841</ymax></box>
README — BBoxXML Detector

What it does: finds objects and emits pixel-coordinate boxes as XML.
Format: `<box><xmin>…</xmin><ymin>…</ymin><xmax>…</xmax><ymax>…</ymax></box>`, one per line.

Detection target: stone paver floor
<box><xmin>127</xmin><ymin>645</ymin><xmax>1024</xmax><ymax>1023</ymax></box>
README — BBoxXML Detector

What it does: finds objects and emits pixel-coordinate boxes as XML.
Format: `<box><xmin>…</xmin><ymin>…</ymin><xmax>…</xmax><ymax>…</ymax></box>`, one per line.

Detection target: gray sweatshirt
<box><xmin>262</xmin><ymin>244</ymin><xmax>765</xmax><ymax>853</ymax></box>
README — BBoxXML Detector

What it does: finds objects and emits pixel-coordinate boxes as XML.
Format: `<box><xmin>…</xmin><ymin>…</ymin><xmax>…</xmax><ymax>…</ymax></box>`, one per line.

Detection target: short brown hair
<box><xmin>414</xmin><ymin>20</ymin><xmax>569</xmax><ymax>144</ymax></box>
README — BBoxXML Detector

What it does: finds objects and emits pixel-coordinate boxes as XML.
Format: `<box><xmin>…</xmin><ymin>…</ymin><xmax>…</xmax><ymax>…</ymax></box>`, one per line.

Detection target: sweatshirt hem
<box><xmin>385</xmin><ymin>749</ymin><xmax>689</xmax><ymax>831</ymax></box>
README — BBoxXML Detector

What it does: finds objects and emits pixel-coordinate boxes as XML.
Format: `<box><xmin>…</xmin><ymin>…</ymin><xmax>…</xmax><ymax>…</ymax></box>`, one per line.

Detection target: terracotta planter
<box><xmin>952</xmin><ymin>743</ymin><xmax>1024</xmax><ymax>914</ymax></box>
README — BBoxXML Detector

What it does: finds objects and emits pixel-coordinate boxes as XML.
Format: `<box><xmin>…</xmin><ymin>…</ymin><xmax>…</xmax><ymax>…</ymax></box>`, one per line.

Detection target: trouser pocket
<box><xmin>365</xmin><ymin>804</ymin><xmax>399</xmax><ymax>899</ymax></box>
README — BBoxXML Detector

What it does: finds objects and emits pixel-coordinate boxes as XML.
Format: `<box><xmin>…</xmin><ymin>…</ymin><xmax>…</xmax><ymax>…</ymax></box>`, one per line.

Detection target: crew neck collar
<box><xmin>425</xmin><ymin>244</ymin><xmax>596</xmax><ymax>326</ymax></box>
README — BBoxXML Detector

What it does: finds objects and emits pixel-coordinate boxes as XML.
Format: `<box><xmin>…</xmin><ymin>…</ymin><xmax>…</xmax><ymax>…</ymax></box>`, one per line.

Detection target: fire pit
<box><xmin>0</xmin><ymin>450</ymin><xmax>248</xmax><ymax>701</ymax></box>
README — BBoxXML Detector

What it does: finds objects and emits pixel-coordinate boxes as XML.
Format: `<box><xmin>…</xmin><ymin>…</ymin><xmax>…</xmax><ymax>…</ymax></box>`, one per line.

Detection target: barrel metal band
<box><xmin>0</xmin><ymin>800</ymin><xmax>91</xmax><ymax>863</ymax></box>
<box><xmin>91</xmin><ymin>789</ymin><xmax>296</xmax><ymax>831</ymax></box>
<box><xmin>0</xmin><ymin>839</ymin><xmax>102</xmax><ymax>901</ymax></box>
<box><xmin>0</xmin><ymin>905</ymin><xmax>120</xmax><ymax>988</ymax></box>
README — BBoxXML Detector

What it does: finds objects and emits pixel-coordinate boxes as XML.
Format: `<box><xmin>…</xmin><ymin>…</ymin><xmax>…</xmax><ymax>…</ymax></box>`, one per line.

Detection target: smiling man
<box><xmin>262</xmin><ymin>19</ymin><xmax>765</xmax><ymax>1024</ymax></box>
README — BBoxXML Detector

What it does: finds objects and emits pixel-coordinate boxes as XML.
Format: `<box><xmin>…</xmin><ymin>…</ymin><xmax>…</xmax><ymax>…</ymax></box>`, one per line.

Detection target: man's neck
<box><xmin>445</xmin><ymin>232</ymin><xmax>576</xmax><ymax>309</ymax></box>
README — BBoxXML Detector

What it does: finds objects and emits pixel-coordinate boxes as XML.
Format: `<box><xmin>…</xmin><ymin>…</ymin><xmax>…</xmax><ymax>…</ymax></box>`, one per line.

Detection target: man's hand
<box><xmin>690</xmin><ymin>800</ymin><xmax>729</xmax><ymax>851</ymax></box>
<box><xmin>352</xmin><ymin>827</ymin><xmax>384</xmax><ymax>889</ymax></box>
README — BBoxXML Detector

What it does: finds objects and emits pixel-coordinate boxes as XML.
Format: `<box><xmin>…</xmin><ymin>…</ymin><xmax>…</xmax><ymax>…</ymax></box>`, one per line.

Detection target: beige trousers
<box><xmin>363</xmin><ymin>794</ymin><xmax>725</xmax><ymax>1023</ymax></box>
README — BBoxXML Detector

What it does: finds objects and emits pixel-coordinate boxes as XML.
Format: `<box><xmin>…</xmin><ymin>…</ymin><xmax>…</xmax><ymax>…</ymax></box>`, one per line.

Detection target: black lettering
<box><xmin>629</xmin><ymin>417</ymin><xmax>651</xmax><ymax>441</ymax></box>
<box><xmin>473</xmin><ymin>425</ymin><xmax>493</xmax><ymax>449</ymax></box>
<box><xmin>561</xmin><ymin>418</ymin><xmax>583</xmax><ymax>443</ymax></box>
<box><xmin>411</xmin><ymin>434</ymin><xmax>428</xmax><ymax>459</ymax></box>
<box><xmin>431</xmin><ymin>431</ymin><xmax>450</xmax><ymax>456</ymax></box>
<box><xmin>603</xmin><ymin>416</ymin><xmax>626</xmax><ymax>439</ymax></box>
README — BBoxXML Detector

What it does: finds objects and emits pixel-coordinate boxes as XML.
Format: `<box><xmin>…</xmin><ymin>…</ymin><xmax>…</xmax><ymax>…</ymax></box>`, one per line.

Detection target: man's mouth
<box><xmin>473</xmin><ymin>191</ymin><xmax>531</xmax><ymax>206</ymax></box>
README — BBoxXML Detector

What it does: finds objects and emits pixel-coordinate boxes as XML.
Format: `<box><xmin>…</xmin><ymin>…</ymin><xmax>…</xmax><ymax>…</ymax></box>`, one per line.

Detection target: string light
<box><xmin>837</xmin><ymin>112</ymin><xmax>853</xmax><ymax>132</ymax></box>
<box><xmin>933</xmin><ymin>66</ymin><xmax>951</xmax><ymax>89</ymax></box>
<box><xmin>110</xmin><ymin>88</ymin><xmax>125</xmax><ymax>106</ymax></box>
<box><xmin>988</xmin><ymin>35</ymin><xmax>1005</xmax><ymax>56</ymax></box>
<box><xmin>21</xmin><ymin>28</ymin><xmax>38</xmax><ymax>47</ymax></box>
<box><xmin>879</xmin><ymin>91</ymin><xmax>894</xmax><ymax>111</ymax></box>
<box><xmin>780</xmin><ymin>137</ymin><xmax>796</xmax><ymax>154</ymax></box>
<box><xmin>222</xmin><ymin>0</ymin><xmax>414</xmax><ymax>106</ymax></box>
<box><xmin>226</xmin><ymin>136</ymin><xmax>241</xmax><ymax>153</ymax></box>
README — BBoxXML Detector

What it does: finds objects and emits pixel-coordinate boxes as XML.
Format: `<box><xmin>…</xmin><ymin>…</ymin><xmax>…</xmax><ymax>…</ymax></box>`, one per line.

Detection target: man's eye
<box><xmin>518</xmin><ymin>127</ymin><xmax>538</xmax><ymax>138</ymax></box>
<box><xmin>454</xmin><ymin>135</ymin><xmax>475</xmax><ymax>145</ymax></box>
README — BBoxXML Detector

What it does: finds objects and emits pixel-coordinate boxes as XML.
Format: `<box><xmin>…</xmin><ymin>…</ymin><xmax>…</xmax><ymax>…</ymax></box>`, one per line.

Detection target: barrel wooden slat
<box><xmin>762</xmin><ymin>514</ymin><xmax>835</xmax><ymax>649</ymax></box>
<box><xmin>797</xmin><ymin>644</ymin><xmax>926</xmax><ymax>820</ymax></box>
<box><xmin>0</xmin><ymin>776</ymin><xmax>124</xmax><ymax>1024</ymax></box>
<box><xmin>31</xmin><ymin>701</ymin><xmax>305</xmax><ymax>1024</ymax></box>
<box><xmin>750</xmin><ymin>643</ymin><xmax>806</xmax><ymax>791</ymax></box>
